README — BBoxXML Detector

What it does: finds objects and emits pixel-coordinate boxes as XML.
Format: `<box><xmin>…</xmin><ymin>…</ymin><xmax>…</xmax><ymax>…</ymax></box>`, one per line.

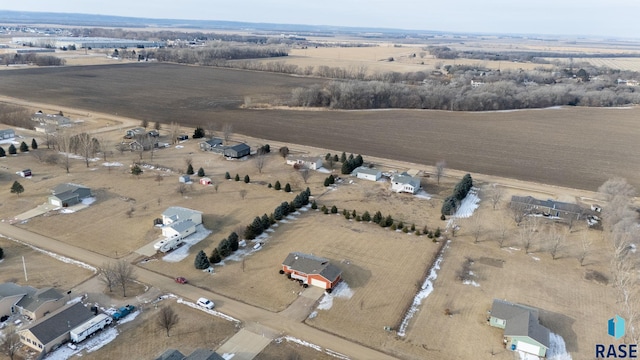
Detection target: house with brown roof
<box><xmin>281</xmin><ymin>252</ymin><xmax>342</xmax><ymax>292</ymax></box>
<box><xmin>18</xmin><ymin>302</ymin><xmax>94</xmax><ymax>353</ymax></box>
<box><xmin>489</xmin><ymin>299</ymin><xmax>550</xmax><ymax>358</ymax></box>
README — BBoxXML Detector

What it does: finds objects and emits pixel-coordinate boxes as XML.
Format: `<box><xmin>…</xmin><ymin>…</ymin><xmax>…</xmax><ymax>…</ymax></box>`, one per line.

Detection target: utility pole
<box><xmin>22</xmin><ymin>256</ymin><xmax>28</xmax><ymax>281</ymax></box>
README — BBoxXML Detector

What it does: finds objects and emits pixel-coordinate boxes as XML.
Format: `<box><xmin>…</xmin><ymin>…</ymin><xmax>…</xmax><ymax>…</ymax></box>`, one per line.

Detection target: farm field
<box><xmin>0</xmin><ymin>64</ymin><xmax>638</xmax><ymax>191</ymax></box>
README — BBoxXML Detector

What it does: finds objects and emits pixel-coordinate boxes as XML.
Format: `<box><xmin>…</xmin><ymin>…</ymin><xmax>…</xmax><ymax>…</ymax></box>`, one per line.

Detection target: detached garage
<box><xmin>281</xmin><ymin>252</ymin><xmax>342</xmax><ymax>291</ymax></box>
<box><xmin>48</xmin><ymin>183</ymin><xmax>92</xmax><ymax>207</ymax></box>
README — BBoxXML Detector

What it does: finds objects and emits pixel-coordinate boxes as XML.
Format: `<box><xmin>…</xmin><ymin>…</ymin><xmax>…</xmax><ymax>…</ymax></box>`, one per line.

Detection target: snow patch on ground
<box><xmin>82</xmin><ymin>197</ymin><xmax>96</xmax><ymax>205</ymax></box>
<box><xmin>177</xmin><ymin>297</ymin><xmax>240</xmax><ymax>323</ymax></box>
<box><xmin>316</xmin><ymin>282</ymin><xmax>354</xmax><ymax>310</ymax></box>
<box><xmin>60</xmin><ymin>152</ymin><xmax>100</xmax><ymax>162</ymax></box>
<box><xmin>162</xmin><ymin>225</ymin><xmax>212</xmax><ymax>262</ymax></box>
<box><xmin>117</xmin><ymin>310</ymin><xmax>140</xmax><ymax>325</ymax></box>
<box><xmin>547</xmin><ymin>332</ymin><xmax>572</xmax><ymax>360</ymax></box>
<box><xmin>397</xmin><ymin>241</ymin><xmax>449</xmax><ymax>337</ymax></box>
<box><xmin>452</xmin><ymin>188</ymin><xmax>480</xmax><ymax>219</ymax></box>
<box><xmin>222</xmin><ymin>354</ymin><xmax>235</xmax><ymax>360</ymax></box>
<box><xmin>0</xmin><ymin>235</ymin><xmax>97</xmax><ymax>273</ymax></box>
<box><xmin>462</xmin><ymin>280</ymin><xmax>480</xmax><ymax>287</ymax></box>
<box><xmin>102</xmin><ymin>162</ymin><xmax>123</xmax><ymax>167</ymax></box>
<box><xmin>414</xmin><ymin>190</ymin><xmax>432</xmax><ymax>200</ymax></box>
<box><xmin>279</xmin><ymin>336</ymin><xmax>350</xmax><ymax>359</ymax></box>
<box><xmin>316</xmin><ymin>167</ymin><xmax>331</xmax><ymax>173</ymax></box>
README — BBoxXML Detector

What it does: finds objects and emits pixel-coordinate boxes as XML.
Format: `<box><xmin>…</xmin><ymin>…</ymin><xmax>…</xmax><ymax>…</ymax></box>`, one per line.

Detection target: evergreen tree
<box><xmin>328</xmin><ymin>175</ymin><xmax>335</xmax><ymax>184</ymax></box>
<box><xmin>331</xmin><ymin>205</ymin><xmax>338</xmax><ymax>214</ymax></box>
<box><xmin>194</xmin><ymin>250</ymin><xmax>210</xmax><ymax>269</ymax></box>
<box><xmin>234</xmin><ymin>174</ymin><xmax>240</xmax><ymax>181</ymax></box>
<box><xmin>355</xmin><ymin>154</ymin><xmax>363</xmax><ymax>167</ymax></box>
<box><xmin>333</xmin><ymin>154</ymin><xmax>339</xmax><ymax>162</ymax></box>
<box><xmin>372</xmin><ymin>211</ymin><xmax>383</xmax><ymax>224</ymax></box>
<box><xmin>321</xmin><ymin>205</ymin><xmax>327</xmax><ymax>213</ymax></box>
<box><xmin>186</xmin><ymin>164</ymin><xmax>194</xmax><ymax>175</ymax></box>
<box><xmin>325</xmin><ymin>153</ymin><xmax>331</xmax><ymax>160</ymax></box>
<box><xmin>197</xmin><ymin>167</ymin><xmax>205</xmax><ymax>177</ymax></box>
<box><xmin>0</xmin><ymin>147</ymin><xmax>5</xmax><ymax>157</ymax></box>
<box><xmin>19</xmin><ymin>141</ymin><xmax>28</xmax><ymax>152</ymax></box>
<box><xmin>293</xmin><ymin>195</ymin><xmax>303</xmax><ymax>209</ymax></box>
<box><xmin>324</xmin><ymin>177</ymin><xmax>331</xmax><ymax>187</ymax></box>
<box><xmin>131</xmin><ymin>164</ymin><xmax>143</xmax><ymax>176</ymax></box>
<box><xmin>345</xmin><ymin>211</ymin><xmax>351</xmax><ymax>220</ymax></box>
<box><xmin>362</xmin><ymin>211</ymin><xmax>371</xmax><ymax>222</ymax></box>
<box><xmin>385</xmin><ymin>215</ymin><xmax>394</xmax><ymax>227</ymax></box>
<box><xmin>209</xmin><ymin>248</ymin><xmax>222</xmax><ymax>263</ymax></box>
<box><xmin>269</xmin><ymin>213</ymin><xmax>276</xmax><ymax>224</ymax></box>
<box><xmin>218</xmin><ymin>238</ymin><xmax>231</xmax><ymax>257</ymax></box>
<box><xmin>0</xmin><ymin>247</ymin><xmax>3</xmax><ymax>260</ymax></box>
<box><xmin>261</xmin><ymin>214</ymin><xmax>270</xmax><ymax>230</ymax></box>
<box><xmin>8</xmin><ymin>144</ymin><xmax>16</xmax><ymax>155</ymax></box>
<box><xmin>10</xmin><ymin>181</ymin><xmax>24</xmax><ymax>197</ymax></box>
<box><xmin>274</xmin><ymin>205</ymin><xmax>284</xmax><ymax>220</ymax></box>
<box><xmin>434</xmin><ymin>228</ymin><xmax>441</xmax><ymax>238</ymax></box>
<box><xmin>31</xmin><ymin>138</ymin><xmax>38</xmax><ymax>150</ymax></box>
<box><xmin>193</xmin><ymin>126</ymin><xmax>205</xmax><ymax>139</ymax></box>
<box><xmin>348</xmin><ymin>153</ymin><xmax>354</xmax><ymax>161</ymax></box>
<box><xmin>352</xmin><ymin>209</ymin><xmax>357</xmax><ymax>218</ymax></box>
<box><xmin>244</xmin><ymin>175</ymin><xmax>250</xmax><ymax>183</ymax></box>
<box><xmin>225</xmin><ymin>172</ymin><xmax>231</xmax><ymax>180</ymax></box>
<box><xmin>288</xmin><ymin>201</ymin><xmax>296</xmax><ymax>213</ymax></box>
<box><xmin>228</xmin><ymin>232</ymin><xmax>239</xmax><ymax>251</ymax></box>
<box><xmin>398</xmin><ymin>221</ymin><xmax>404</xmax><ymax>229</ymax></box>
<box><xmin>280</xmin><ymin>202</ymin><xmax>291</xmax><ymax>216</ymax></box>
<box><xmin>274</xmin><ymin>180</ymin><xmax>281</xmax><ymax>190</ymax></box>
<box><xmin>311</xmin><ymin>200</ymin><xmax>318</xmax><ymax>210</ymax></box>
<box><xmin>284</xmin><ymin>183</ymin><xmax>291</xmax><ymax>192</ymax></box>
<box><xmin>342</xmin><ymin>209</ymin><xmax>348</xmax><ymax>216</ymax></box>
<box><xmin>340</xmin><ymin>152</ymin><xmax>346</xmax><ymax>163</ymax></box>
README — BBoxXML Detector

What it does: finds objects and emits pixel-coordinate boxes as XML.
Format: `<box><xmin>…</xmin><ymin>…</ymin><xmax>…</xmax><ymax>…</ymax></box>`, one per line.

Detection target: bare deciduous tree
<box><xmin>548</xmin><ymin>225</ymin><xmax>566</xmax><ymax>260</ymax></box>
<box><xmin>169</xmin><ymin>122</ymin><xmax>180</xmax><ymax>145</ymax></box>
<box><xmin>435</xmin><ymin>160</ymin><xmax>446</xmax><ymax>184</ymax></box>
<box><xmin>55</xmin><ymin>130</ymin><xmax>72</xmax><ymax>173</ymax></box>
<box><xmin>299</xmin><ymin>168</ymin><xmax>311</xmax><ymax>184</ymax></box>
<box><xmin>113</xmin><ymin>260</ymin><xmax>136</xmax><ymax>297</ymax></box>
<box><xmin>99</xmin><ymin>262</ymin><xmax>118</xmax><ymax>293</ymax></box>
<box><xmin>177</xmin><ymin>183</ymin><xmax>188</xmax><ymax>196</ymax></box>
<box><xmin>157</xmin><ymin>306</ymin><xmax>179</xmax><ymax>337</ymax></box>
<box><xmin>0</xmin><ymin>325</ymin><xmax>21</xmax><ymax>360</ymax></box>
<box><xmin>487</xmin><ymin>184</ymin><xmax>505</xmax><ymax>210</ymax></box>
<box><xmin>239</xmin><ymin>189</ymin><xmax>248</xmax><ymax>200</ymax></box>
<box><xmin>518</xmin><ymin>218</ymin><xmax>538</xmax><ymax>254</ymax></box>
<box><xmin>255</xmin><ymin>153</ymin><xmax>267</xmax><ymax>174</ymax></box>
<box><xmin>155</xmin><ymin>174</ymin><xmax>164</xmax><ymax>185</ymax></box>
<box><xmin>222</xmin><ymin>123</ymin><xmax>233</xmax><ymax>144</ymax></box>
<box><xmin>470</xmin><ymin>215</ymin><xmax>483</xmax><ymax>243</ymax></box>
<box><xmin>496</xmin><ymin>216</ymin><xmax>509</xmax><ymax>248</ymax></box>
<box><xmin>579</xmin><ymin>231</ymin><xmax>592</xmax><ymax>266</ymax></box>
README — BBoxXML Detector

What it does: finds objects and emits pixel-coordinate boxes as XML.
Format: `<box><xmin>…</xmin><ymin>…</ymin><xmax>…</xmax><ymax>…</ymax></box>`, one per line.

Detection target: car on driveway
<box><xmin>175</xmin><ymin>276</ymin><xmax>188</xmax><ymax>284</ymax></box>
<box><xmin>196</xmin><ymin>297</ymin><xmax>215</xmax><ymax>309</ymax></box>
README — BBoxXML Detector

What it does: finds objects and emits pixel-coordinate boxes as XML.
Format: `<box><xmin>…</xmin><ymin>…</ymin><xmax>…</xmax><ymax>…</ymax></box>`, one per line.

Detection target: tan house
<box><xmin>15</xmin><ymin>287</ymin><xmax>64</xmax><ymax>320</ymax></box>
<box><xmin>19</xmin><ymin>302</ymin><xmax>94</xmax><ymax>353</ymax></box>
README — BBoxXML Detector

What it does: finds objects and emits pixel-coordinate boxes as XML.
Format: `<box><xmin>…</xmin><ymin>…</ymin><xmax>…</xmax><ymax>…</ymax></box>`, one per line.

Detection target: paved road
<box><xmin>0</xmin><ymin>223</ymin><xmax>398</xmax><ymax>360</ymax></box>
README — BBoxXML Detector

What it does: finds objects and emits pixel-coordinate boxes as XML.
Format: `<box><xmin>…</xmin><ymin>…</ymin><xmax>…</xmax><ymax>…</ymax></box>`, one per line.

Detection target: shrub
<box><xmin>342</xmin><ymin>209</ymin><xmax>348</xmax><ymax>216</ymax></box>
<box><xmin>311</xmin><ymin>200</ymin><xmax>318</xmax><ymax>210</ymax></box>
<box><xmin>321</xmin><ymin>205</ymin><xmax>327</xmax><ymax>213</ymax></box>
<box><xmin>440</xmin><ymin>214</ymin><xmax>446</xmax><ymax>220</ymax></box>
<box><xmin>362</xmin><ymin>211</ymin><xmax>371</xmax><ymax>222</ymax></box>
<box><xmin>323</xmin><ymin>207</ymin><xmax>329</xmax><ymax>214</ymax></box>
<box><xmin>244</xmin><ymin>175</ymin><xmax>250</xmax><ymax>183</ymax></box>
<box><xmin>234</xmin><ymin>174</ymin><xmax>240</xmax><ymax>181</ymax></box>
<box><xmin>209</xmin><ymin>248</ymin><xmax>221</xmax><ymax>264</ymax></box>
<box><xmin>324</xmin><ymin>177</ymin><xmax>331</xmax><ymax>187</ymax></box>
<box><xmin>397</xmin><ymin>221</ymin><xmax>404</xmax><ymax>229</ymax></box>
<box><xmin>8</xmin><ymin>144</ymin><xmax>16</xmax><ymax>155</ymax></box>
<box><xmin>186</xmin><ymin>164</ymin><xmax>194</xmax><ymax>175</ymax></box>
<box><xmin>228</xmin><ymin>232</ymin><xmax>239</xmax><ymax>251</ymax></box>
<box><xmin>274</xmin><ymin>181</ymin><xmax>281</xmax><ymax>190</ymax></box>
<box><xmin>0</xmin><ymin>247</ymin><xmax>3</xmax><ymax>259</ymax></box>
<box><xmin>31</xmin><ymin>138</ymin><xmax>38</xmax><ymax>150</ymax></box>
<box><xmin>268</xmin><ymin>183</ymin><xmax>272</xmax><ymax>188</ymax></box>
<box><xmin>0</xmin><ymin>147</ymin><xmax>5</xmax><ymax>157</ymax></box>
<box><xmin>331</xmin><ymin>205</ymin><xmax>338</xmax><ymax>214</ymax></box>
<box><xmin>19</xmin><ymin>141</ymin><xmax>28</xmax><ymax>153</ymax></box>
<box><xmin>197</xmin><ymin>167</ymin><xmax>205</xmax><ymax>177</ymax></box>
<box><xmin>390</xmin><ymin>223</ymin><xmax>397</xmax><ymax>231</ymax></box>
<box><xmin>284</xmin><ymin>183</ymin><xmax>291</xmax><ymax>192</ymax></box>
<box><xmin>345</xmin><ymin>212</ymin><xmax>351</xmax><ymax>220</ymax></box>
<box><xmin>372</xmin><ymin>211</ymin><xmax>382</xmax><ymax>224</ymax></box>
<box><xmin>328</xmin><ymin>175</ymin><xmax>335</xmax><ymax>184</ymax></box>
<box><xmin>415</xmin><ymin>230</ymin><xmax>421</xmax><ymax>236</ymax></box>
<box><xmin>356</xmin><ymin>215</ymin><xmax>362</xmax><ymax>221</ymax></box>
<box><xmin>225</xmin><ymin>172</ymin><xmax>231</xmax><ymax>180</ymax></box>
<box><xmin>352</xmin><ymin>209</ymin><xmax>357</xmax><ymax>218</ymax></box>
<box><xmin>402</xmin><ymin>226</ymin><xmax>409</xmax><ymax>233</ymax></box>
<box><xmin>434</xmin><ymin>227</ymin><xmax>441</xmax><ymax>238</ymax></box>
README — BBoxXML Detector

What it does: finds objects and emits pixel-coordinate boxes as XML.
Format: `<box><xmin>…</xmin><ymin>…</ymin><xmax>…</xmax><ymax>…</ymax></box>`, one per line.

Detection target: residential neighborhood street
<box><xmin>0</xmin><ymin>222</ymin><xmax>398</xmax><ymax>360</ymax></box>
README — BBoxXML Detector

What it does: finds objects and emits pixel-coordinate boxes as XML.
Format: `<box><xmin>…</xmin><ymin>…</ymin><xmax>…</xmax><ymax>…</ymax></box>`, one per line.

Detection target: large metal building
<box><xmin>12</xmin><ymin>37</ymin><xmax>164</xmax><ymax>49</ymax></box>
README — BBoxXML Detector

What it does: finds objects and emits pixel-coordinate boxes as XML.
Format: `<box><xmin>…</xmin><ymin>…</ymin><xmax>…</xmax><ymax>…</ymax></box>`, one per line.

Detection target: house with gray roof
<box><xmin>0</xmin><ymin>128</ymin><xmax>15</xmax><ymax>140</ymax></box>
<box><xmin>0</xmin><ymin>283</ymin><xmax>34</xmax><ymax>318</ymax></box>
<box><xmin>155</xmin><ymin>349</ymin><xmax>224</xmax><ymax>360</ymax></box>
<box><xmin>18</xmin><ymin>302</ymin><xmax>94</xmax><ymax>353</ymax></box>
<box><xmin>48</xmin><ymin>183</ymin><xmax>92</xmax><ymax>207</ymax></box>
<box><xmin>281</xmin><ymin>252</ymin><xmax>342</xmax><ymax>291</ymax></box>
<box><xmin>223</xmin><ymin>143</ymin><xmax>251</xmax><ymax>158</ymax></box>
<box><xmin>199</xmin><ymin>138</ymin><xmax>224</xmax><ymax>152</ymax></box>
<box><xmin>510</xmin><ymin>195</ymin><xmax>584</xmax><ymax>220</ymax></box>
<box><xmin>390</xmin><ymin>172</ymin><xmax>421</xmax><ymax>194</ymax></box>
<box><xmin>16</xmin><ymin>287</ymin><xmax>64</xmax><ymax>320</ymax></box>
<box><xmin>489</xmin><ymin>299</ymin><xmax>550</xmax><ymax>358</ymax></box>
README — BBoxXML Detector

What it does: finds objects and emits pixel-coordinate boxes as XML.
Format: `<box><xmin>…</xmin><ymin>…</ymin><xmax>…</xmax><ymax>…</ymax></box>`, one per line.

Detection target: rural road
<box><xmin>0</xmin><ymin>222</ymin><xmax>399</xmax><ymax>360</ymax></box>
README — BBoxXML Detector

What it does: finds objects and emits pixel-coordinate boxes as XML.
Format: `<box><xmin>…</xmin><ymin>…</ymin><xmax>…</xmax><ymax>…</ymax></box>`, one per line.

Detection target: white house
<box><xmin>390</xmin><ymin>172</ymin><xmax>421</xmax><ymax>194</ymax></box>
<box><xmin>286</xmin><ymin>157</ymin><xmax>323</xmax><ymax>170</ymax></box>
<box><xmin>154</xmin><ymin>207</ymin><xmax>203</xmax><ymax>252</ymax></box>
<box><xmin>352</xmin><ymin>166</ymin><xmax>381</xmax><ymax>181</ymax></box>
<box><xmin>162</xmin><ymin>207</ymin><xmax>202</xmax><ymax>226</ymax></box>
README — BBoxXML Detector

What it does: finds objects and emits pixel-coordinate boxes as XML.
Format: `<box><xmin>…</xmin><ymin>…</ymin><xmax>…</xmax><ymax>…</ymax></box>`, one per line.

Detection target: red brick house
<box><xmin>281</xmin><ymin>252</ymin><xmax>342</xmax><ymax>292</ymax></box>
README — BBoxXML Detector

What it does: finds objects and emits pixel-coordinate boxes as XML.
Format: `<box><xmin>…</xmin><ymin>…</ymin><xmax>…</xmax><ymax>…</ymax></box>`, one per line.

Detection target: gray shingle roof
<box><xmin>391</xmin><ymin>172</ymin><xmax>420</xmax><ymax>187</ymax></box>
<box><xmin>162</xmin><ymin>207</ymin><xmax>202</xmax><ymax>223</ymax></box>
<box><xmin>25</xmin><ymin>302</ymin><xmax>94</xmax><ymax>345</ymax></box>
<box><xmin>169</xmin><ymin>219</ymin><xmax>195</xmax><ymax>234</ymax></box>
<box><xmin>228</xmin><ymin>143</ymin><xmax>250</xmax><ymax>152</ymax></box>
<box><xmin>504</xmin><ymin>311</ymin><xmax>550</xmax><ymax>348</ymax></box>
<box><xmin>155</xmin><ymin>349</ymin><xmax>185</xmax><ymax>360</ymax></box>
<box><xmin>0</xmin><ymin>283</ymin><xmax>35</xmax><ymax>299</ymax></box>
<box><xmin>16</xmin><ymin>288</ymin><xmax>63</xmax><ymax>312</ymax></box>
<box><xmin>282</xmin><ymin>252</ymin><xmax>342</xmax><ymax>282</ymax></box>
<box><xmin>510</xmin><ymin>196</ymin><xmax>583</xmax><ymax>214</ymax></box>
<box><xmin>184</xmin><ymin>349</ymin><xmax>224</xmax><ymax>360</ymax></box>
<box><xmin>353</xmin><ymin>166</ymin><xmax>381</xmax><ymax>176</ymax></box>
<box><xmin>490</xmin><ymin>299</ymin><xmax>538</xmax><ymax>321</ymax></box>
<box><xmin>52</xmin><ymin>183</ymin><xmax>89</xmax><ymax>196</ymax></box>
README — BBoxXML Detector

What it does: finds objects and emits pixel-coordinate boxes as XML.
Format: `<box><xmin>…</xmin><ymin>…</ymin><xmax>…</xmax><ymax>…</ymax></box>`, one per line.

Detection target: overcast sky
<box><xmin>3</xmin><ymin>1</ymin><xmax>639</xmax><ymax>38</ymax></box>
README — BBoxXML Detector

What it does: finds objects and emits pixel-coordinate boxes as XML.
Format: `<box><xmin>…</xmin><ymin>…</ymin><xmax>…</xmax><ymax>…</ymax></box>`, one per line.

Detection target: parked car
<box><xmin>196</xmin><ymin>297</ymin><xmax>215</xmax><ymax>309</ymax></box>
<box><xmin>175</xmin><ymin>276</ymin><xmax>188</xmax><ymax>284</ymax></box>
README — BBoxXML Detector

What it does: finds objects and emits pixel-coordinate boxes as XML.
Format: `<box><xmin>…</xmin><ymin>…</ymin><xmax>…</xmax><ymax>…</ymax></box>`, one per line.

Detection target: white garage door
<box><xmin>50</xmin><ymin>199</ymin><xmax>62</xmax><ymax>207</ymax></box>
<box><xmin>310</xmin><ymin>278</ymin><xmax>327</xmax><ymax>289</ymax></box>
<box><xmin>516</xmin><ymin>341</ymin><xmax>540</xmax><ymax>356</ymax></box>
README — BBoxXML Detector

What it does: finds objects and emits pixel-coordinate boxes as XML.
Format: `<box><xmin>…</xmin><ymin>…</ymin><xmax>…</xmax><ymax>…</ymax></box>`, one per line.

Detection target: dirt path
<box><xmin>0</xmin><ymin>222</ymin><xmax>397</xmax><ymax>360</ymax></box>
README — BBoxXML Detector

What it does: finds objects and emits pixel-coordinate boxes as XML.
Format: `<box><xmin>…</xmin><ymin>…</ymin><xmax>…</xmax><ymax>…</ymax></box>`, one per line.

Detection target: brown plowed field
<box><xmin>0</xmin><ymin>63</ymin><xmax>638</xmax><ymax>191</ymax></box>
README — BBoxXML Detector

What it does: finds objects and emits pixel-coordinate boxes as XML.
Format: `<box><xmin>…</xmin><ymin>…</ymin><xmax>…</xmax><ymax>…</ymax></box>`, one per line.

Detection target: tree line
<box><xmin>153</xmin><ymin>44</ymin><xmax>288</xmax><ymax>65</ymax></box>
<box><xmin>0</xmin><ymin>53</ymin><xmax>65</xmax><ymax>66</ymax></box>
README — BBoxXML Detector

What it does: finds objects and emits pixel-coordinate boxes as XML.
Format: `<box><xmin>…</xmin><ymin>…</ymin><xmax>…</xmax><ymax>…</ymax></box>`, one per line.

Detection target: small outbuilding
<box><xmin>281</xmin><ymin>252</ymin><xmax>342</xmax><ymax>291</ymax></box>
<box><xmin>178</xmin><ymin>175</ymin><xmax>191</xmax><ymax>183</ymax></box>
<box><xmin>199</xmin><ymin>138</ymin><xmax>224</xmax><ymax>152</ymax></box>
<box><xmin>352</xmin><ymin>166</ymin><xmax>381</xmax><ymax>181</ymax></box>
<box><xmin>199</xmin><ymin>177</ymin><xmax>212</xmax><ymax>185</ymax></box>
<box><xmin>0</xmin><ymin>128</ymin><xmax>15</xmax><ymax>140</ymax></box>
<box><xmin>224</xmin><ymin>143</ymin><xmax>251</xmax><ymax>159</ymax></box>
<box><xmin>18</xmin><ymin>169</ymin><xmax>32</xmax><ymax>177</ymax></box>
